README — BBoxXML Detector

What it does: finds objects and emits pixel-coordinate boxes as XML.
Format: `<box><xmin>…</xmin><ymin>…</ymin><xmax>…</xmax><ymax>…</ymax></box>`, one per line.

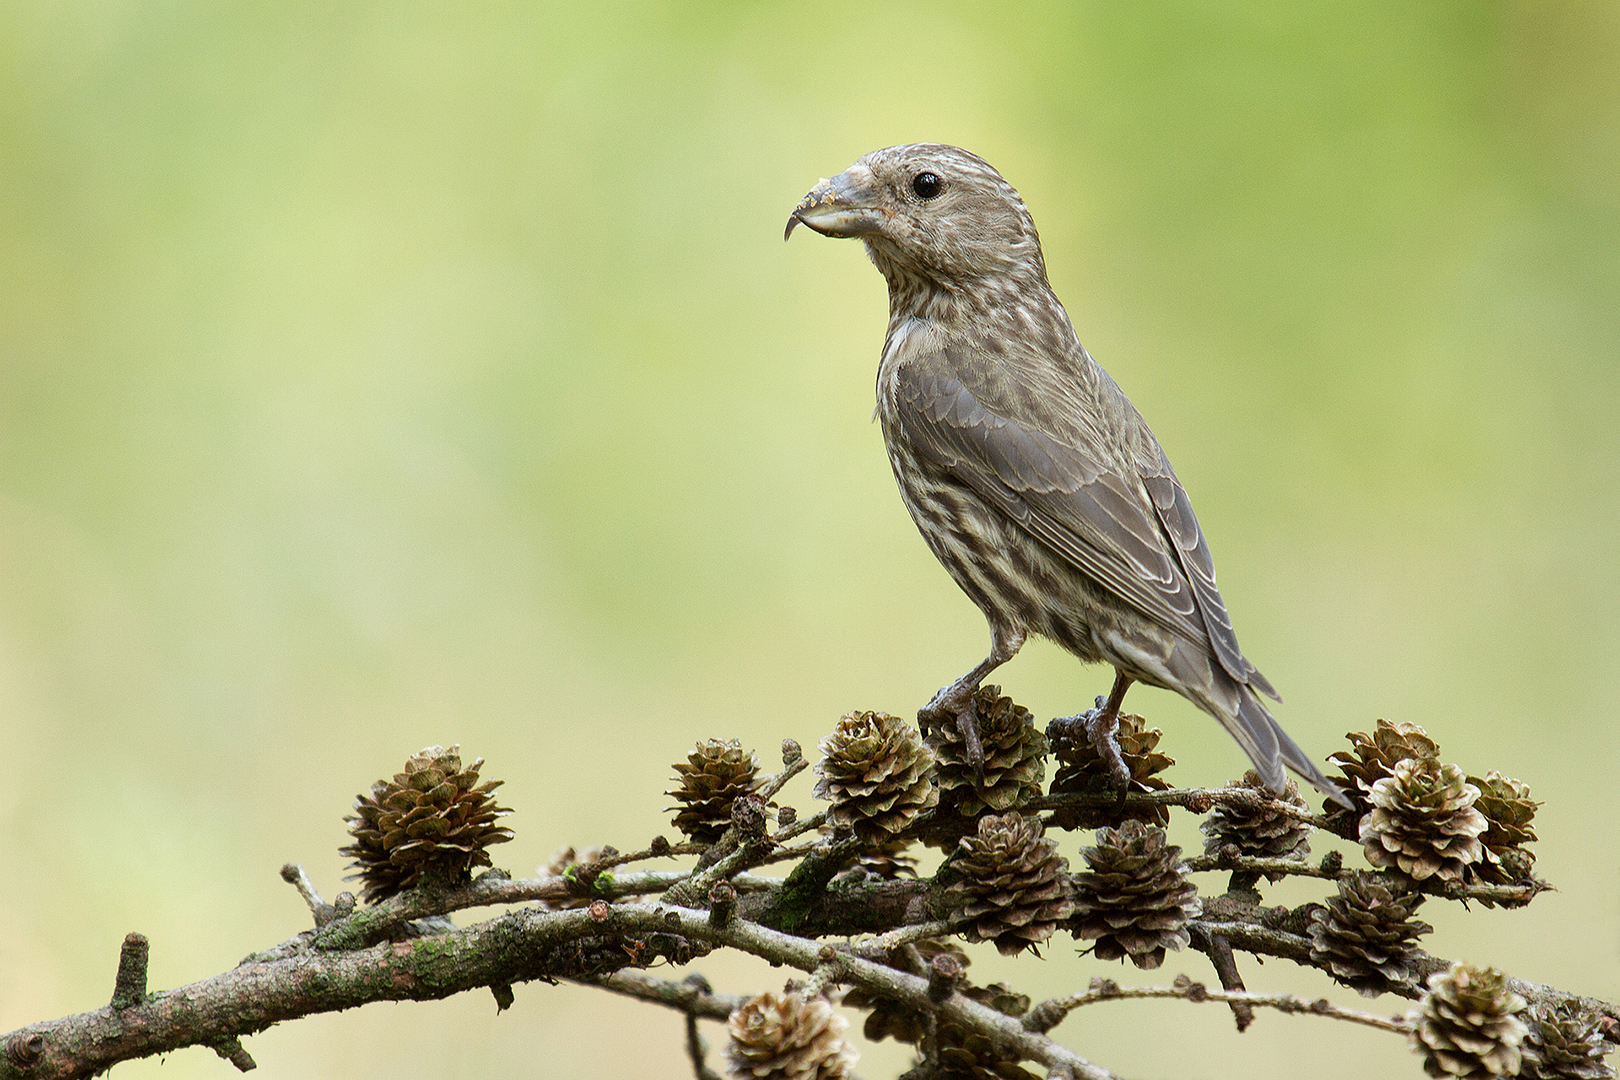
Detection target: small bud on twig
<box><xmin>110</xmin><ymin>933</ymin><xmax>150</xmax><ymax>1009</ymax></box>
<box><xmin>210</xmin><ymin>1036</ymin><xmax>256</xmax><ymax>1073</ymax></box>
<box><xmin>5</xmin><ymin>1033</ymin><xmax>45</xmax><ymax>1068</ymax></box>
<box><xmin>928</xmin><ymin>952</ymin><xmax>964</xmax><ymax>1003</ymax></box>
<box><xmin>731</xmin><ymin>795</ymin><xmax>768</xmax><ymax>838</ymax></box>
<box><xmin>709</xmin><ymin>883</ymin><xmax>737</xmax><ymax>928</ymax></box>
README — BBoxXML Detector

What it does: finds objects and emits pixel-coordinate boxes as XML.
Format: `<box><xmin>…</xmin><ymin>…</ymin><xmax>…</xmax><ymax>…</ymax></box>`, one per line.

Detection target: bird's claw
<box><xmin>1051</xmin><ymin>694</ymin><xmax>1132</xmax><ymax>796</ymax></box>
<box><xmin>919</xmin><ymin>681</ymin><xmax>987</xmax><ymax>788</ymax></box>
<box><xmin>918</xmin><ymin>681</ymin><xmax>975</xmax><ymax>729</ymax></box>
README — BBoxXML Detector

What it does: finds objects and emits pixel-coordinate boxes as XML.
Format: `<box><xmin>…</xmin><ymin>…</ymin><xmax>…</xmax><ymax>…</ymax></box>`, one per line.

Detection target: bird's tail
<box><xmin>1230</xmin><ymin>686</ymin><xmax>1351</xmax><ymax>808</ymax></box>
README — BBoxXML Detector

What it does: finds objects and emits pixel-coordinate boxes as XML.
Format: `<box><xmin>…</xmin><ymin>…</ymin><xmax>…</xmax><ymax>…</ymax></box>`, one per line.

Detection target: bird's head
<box><xmin>786</xmin><ymin>144</ymin><xmax>1048</xmax><ymax>297</ymax></box>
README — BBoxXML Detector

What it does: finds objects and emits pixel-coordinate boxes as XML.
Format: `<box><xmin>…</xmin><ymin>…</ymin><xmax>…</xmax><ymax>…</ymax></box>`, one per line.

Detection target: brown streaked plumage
<box><xmin>786</xmin><ymin>143</ymin><xmax>1348</xmax><ymax>806</ymax></box>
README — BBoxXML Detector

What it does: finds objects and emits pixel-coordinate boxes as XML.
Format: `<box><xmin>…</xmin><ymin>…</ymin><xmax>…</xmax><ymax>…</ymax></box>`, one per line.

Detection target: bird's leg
<box><xmin>918</xmin><ymin>624</ymin><xmax>1026</xmax><ymax>785</ymax></box>
<box><xmin>1048</xmin><ymin>670</ymin><xmax>1136</xmax><ymax>794</ymax></box>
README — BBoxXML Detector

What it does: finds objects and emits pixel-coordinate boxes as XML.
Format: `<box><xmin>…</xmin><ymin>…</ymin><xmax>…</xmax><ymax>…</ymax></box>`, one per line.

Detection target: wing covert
<box><xmin>892</xmin><ymin>352</ymin><xmax>1210</xmax><ymax>650</ymax></box>
<box><xmin>1142</xmin><ymin>458</ymin><xmax>1279</xmax><ymax>700</ymax></box>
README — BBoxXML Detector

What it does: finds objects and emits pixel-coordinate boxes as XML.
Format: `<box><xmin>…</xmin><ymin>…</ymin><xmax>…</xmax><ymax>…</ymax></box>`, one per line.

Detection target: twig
<box><xmin>686</xmin><ymin>1008</ymin><xmax>723</xmax><ymax>1080</ymax></box>
<box><xmin>1182</xmin><ymin>852</ymin><xmax>1345</xmax><ymax>881</ymax></box>
<box><xmin>1198</xmin><ymin>930</ymin><xmax>1254</xmax><ymax>1032</ymax></box>
<box><xmin>1</xmin><ymin>903</ymin><xmax>715</xmax><ymax>1080</ymax></box>
<box><xmin>644</xmin><ymin>905</ymin><xmax>1120</xmax><ymax>1080</ymax></box>
<box><xmin>1029</xmin><ymin>786</ymin><xmax>1333</xmax><ymax>829</ymax></box>
<box><xmin>661</xmin><ymin>803</ymin><xmax>776</xmax><ymax>909</ymax></box>
<box><xmin>849</xmin><ymin>921</ymin><xmax>958</xmax><ymax>959</ymax></box>
<box><xmin>675</xmin><ymin>974</ymin><xmax>727</xmax><ymax>1080</ymax></box>
<box><xmin>576</xmin><ymin>970</ymin><xmax>743</xmax><ymax>1021</ymax></box>
<box><xmin>1180</xmin><ymin>853</ymin><xmax>1549</xmax><ymax>906</ymax></box>
<box><xmin>800</xmin><ymin>961</ymin><xmax>839</xmax><ymax>1002</ymax></box>
<box><xmin>593</xmin><ymin>840</ymin><xmax>708</xmax><ymax>872</ymax></box>
<box><xmin>6</xmin><ymin>864</ymin><xmax>1614</xmax><ymax>1080</ymax></box>
<box><xmin>773</xmin><ymin>809</ymin><xmax>829</xmax><ymax>845</ymax></box>
<box><xmin>758</xmin><ymin>740</ymin><xmax>808</xmax><ymax>802</ymax></box>
<box><xmin>1024</xmin><ymin>976</ymin><xmax>1411</xmax><ymax>1036</ymax></box>
<box><xmin>755</xmin><ymin>841</ymin><xmax>824</xmax><ymax>866</ymax></box>
<box><xmin>279</xmin><ymin>864</ymin><xmax>337</xmax><ymax>927</ymax></box>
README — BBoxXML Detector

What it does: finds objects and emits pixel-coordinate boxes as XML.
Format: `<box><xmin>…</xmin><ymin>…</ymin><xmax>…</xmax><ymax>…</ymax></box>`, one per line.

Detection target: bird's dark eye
<box><xmin>911</xmin><ymin>172</ymin><xmax>943</xmax><ymax>200</ymax></box>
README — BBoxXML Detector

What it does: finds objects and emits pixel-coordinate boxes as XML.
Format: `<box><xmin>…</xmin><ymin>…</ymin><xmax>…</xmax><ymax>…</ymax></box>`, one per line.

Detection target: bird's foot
<box><xmin>1050</xmin><ymin>695</ymin><xmax>1132</xmax><ymax>795</ymax></box>
<box><xmin>1043</xmin><ymin>698</ymin><xmax>1101</xmax><ymax>747</ymax></box>
<box><xmin>919</xmin><ymin>681</ymin><xmax>987</xmax><ymax>788</ymax></box>
<box><xmin>918</xmin><ymin>680</ymin><xmax>975</xmax><ymax>727</ymax></box>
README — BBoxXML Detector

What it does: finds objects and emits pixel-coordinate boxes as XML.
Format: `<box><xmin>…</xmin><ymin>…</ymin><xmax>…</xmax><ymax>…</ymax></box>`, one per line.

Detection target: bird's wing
<box><xmin>892</xmin><ymin>348</ymin><xmax>1211</xmax><ymax>650</ymax></box>
<box><xmin>1140</xmin><ymin>454</ymin><xmax>1279</xmax><ymax>700</ymax></box>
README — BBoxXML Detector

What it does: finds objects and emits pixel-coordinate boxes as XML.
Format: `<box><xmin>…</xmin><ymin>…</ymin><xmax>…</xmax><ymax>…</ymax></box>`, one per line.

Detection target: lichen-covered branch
<box><xmin>0</xmin><ymin>902</ymin><xmax>712</xmax><ymax>1080</ymax></box>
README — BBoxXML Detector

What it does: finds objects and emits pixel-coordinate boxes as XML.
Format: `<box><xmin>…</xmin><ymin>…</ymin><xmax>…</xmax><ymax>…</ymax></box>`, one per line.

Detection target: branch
<box><xmin>0</xmin><ymin>901</ymin><xmax>1128</xmax><ymax>1080</ymax></box>
<box><xmin>0</xmin><ymin>903</ymin><xmax>715</xmax><ymax>1080</ymax></box>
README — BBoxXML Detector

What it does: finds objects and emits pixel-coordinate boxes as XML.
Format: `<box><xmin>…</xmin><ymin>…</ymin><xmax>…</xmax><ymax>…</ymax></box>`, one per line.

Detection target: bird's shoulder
<box><xmin>881</xmin><ymin>309</ymin><xmax>1147</xmax><ymax>478</ymax></box>
<box><xmin>881</xmin><ymin>311</ymin><xmax>1276</xmax><ymax>696</ymax></box>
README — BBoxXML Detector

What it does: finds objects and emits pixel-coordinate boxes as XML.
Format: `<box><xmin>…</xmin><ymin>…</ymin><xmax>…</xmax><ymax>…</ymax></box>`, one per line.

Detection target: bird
<box><xmin>785</xmin><ymin>143</ymin><xmax>1348</xmax><ymax>807</ymax></box>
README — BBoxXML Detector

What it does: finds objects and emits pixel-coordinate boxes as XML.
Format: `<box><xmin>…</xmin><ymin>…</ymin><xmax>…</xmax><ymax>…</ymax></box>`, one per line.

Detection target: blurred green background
<box><xmin>2</xmin><ymin>1</ymin><xmax>1617</xmax><ymax>1077</ymax></box>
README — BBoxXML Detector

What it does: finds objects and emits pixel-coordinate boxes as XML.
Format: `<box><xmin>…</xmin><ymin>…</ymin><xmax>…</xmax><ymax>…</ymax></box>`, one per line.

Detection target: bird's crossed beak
<box><xmin>784</xmin><ymin>166</ymin><xmax>886</xmax><ymax>241</ymax></box>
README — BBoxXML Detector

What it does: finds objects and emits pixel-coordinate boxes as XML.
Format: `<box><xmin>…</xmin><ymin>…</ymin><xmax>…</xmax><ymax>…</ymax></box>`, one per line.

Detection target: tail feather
<box><xmin>1219</xmin><ymin>689</ymin><xmax>1283</xmax><ymax>790</ymax></box>
<box><xmin>1233</xmin><ymin>688</ymin><xmax>1351</xmax><ymax>808</ymax></box>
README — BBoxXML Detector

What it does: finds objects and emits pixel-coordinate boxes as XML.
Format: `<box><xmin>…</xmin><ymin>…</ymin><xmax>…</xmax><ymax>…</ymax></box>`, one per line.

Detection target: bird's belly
<box><xmin>885</xmin><ymin>441</ymin><xmax>1142</xmax><ymax>668</ymax></box>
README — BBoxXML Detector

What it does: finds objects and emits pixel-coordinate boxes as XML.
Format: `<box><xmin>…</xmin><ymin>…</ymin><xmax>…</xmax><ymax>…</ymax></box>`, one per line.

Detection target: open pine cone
<box><xmin>926</xmin><ymin>685</ymin><xmax>1047</xmax><ymax>817</ymax></box>
<box><xmin>935</xmin><ymin>981</ymin><xmax>1039</xmax><ymax>1080</ymax></box>
<box><xmin>341</xmin><ymin>745</ymin><xmax>514</xmax><ymax>903</ymax></box>
<box><xmin>1361</xmin><ymin>758</ymin><xmax>1486</xmax><ymax>884</ymax></box>
<box><xmin>1409</xmin><ymin>962</ymin><xmax>1527</xmax><ymax>1078</ymax></box>
<box><xmin>1201</xmin><ymin>770</ymin><xmax>1312</xmax><ymax>872</ymax></box>
<box><xmin>1323</xmin><ymin>718</ymin><xmax>1440</xmax><ymax>838</ymax></box>
<box><xmin>726</xmin><ymin>992</ymin><xmax>858</xmax><ymax>1080</ymax></box>
<box><xmin>1308</xmin><ymin>872</ymin><xmax>1433</xmax><ymax>997</ymax></box>
<box><xmin>667</xmin><ymin>738</ymin><xmax>764</xmax><ymax>844</ymax></box>
<box><xmin>812</xmin><ymin>711</ymin><xmax>938</xmax><ymax>844</ymax></box>
<box><xmin>945</xmin><ymin>811</ymin><xmax>1075</xmax><ymax>956</ymax></box>
<box><xmin>844</xmin><ymin>835</ymin><xmax>920</xmax><ymax>881</ymax></box>
<box><xmin>1047</xmin><ymin>711</ymin><xmax>1175</xmax><ymax>829</ymax></box>
<box><xmin>1071</xmin><ymin>819</ymin><xmax>1201</xmax><ymax>970</ymax></box>
<box><xmin>1520</xmin><ymin>1002</ymin><xmax>1617</xmax><ymax>1080</ymax></box>
<box><xmin>1468</xmin><ymin>771</ymin><xmax>1539</xmax><ymax>889</ymax></box>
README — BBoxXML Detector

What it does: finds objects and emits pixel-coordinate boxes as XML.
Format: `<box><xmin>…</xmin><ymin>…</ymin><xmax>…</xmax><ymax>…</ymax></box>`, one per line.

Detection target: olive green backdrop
<box><xmin>1</xmin><ymin>2</ymin><xmax>1616</xmax><ymax>1077</ymax></box>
